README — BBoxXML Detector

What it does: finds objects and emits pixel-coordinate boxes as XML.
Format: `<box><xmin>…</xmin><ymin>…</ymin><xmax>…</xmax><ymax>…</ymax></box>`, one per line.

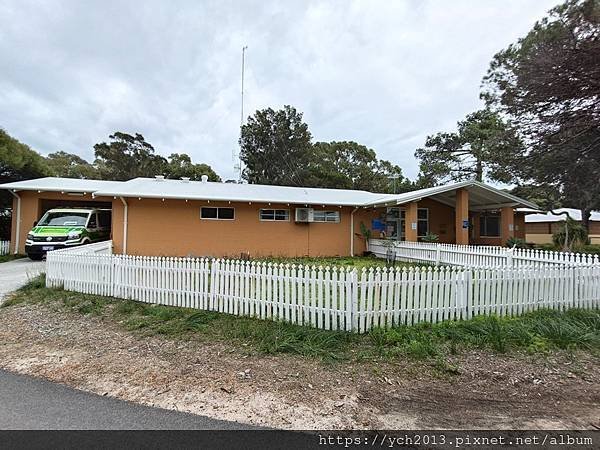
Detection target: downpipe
<box><xmin>350</xmin><ymin>207</ymin><xmax>359</xmax><ymax>257</ymax></box>
<box><xmin>9</xmin><ymin>190</ymin><xmax>21</xmax><ymax>254</ymax></box>
<box><xmin>119</xmin><ymin>196</ymin><xmax>128</xmax><ymax>254</ymax></box>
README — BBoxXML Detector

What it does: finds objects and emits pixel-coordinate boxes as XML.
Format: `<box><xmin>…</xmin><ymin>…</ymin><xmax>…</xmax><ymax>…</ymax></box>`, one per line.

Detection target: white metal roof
<box><xmin>0</xmin><ymin>176</ymin><xmax>538</xmax><ymax>209</ymax></box>
<box><xmin>0</xmin><ymin>177</ymin><xmax>121</xmax><ymax>194</ymax></box>
<box><xmin>93</xmin><ymin>177</ymin><xmax>396</xmax><ymax>206</ymax></box>
<box><xmin>365</xmin><ymin>180</ymin><xmax>538</xmax><ymax>210</ymax></box>
<box><xmin>524</xmin><ymin>208</ymin><xmax>600</xmax><ymax>223</ymax></box>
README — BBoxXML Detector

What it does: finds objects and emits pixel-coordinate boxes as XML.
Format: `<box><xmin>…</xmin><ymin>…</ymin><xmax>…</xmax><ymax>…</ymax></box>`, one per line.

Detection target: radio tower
<box><xmin>234</xmin><ymin>45</ymin><xmax>248</xmax><ymax>182</ymax></box>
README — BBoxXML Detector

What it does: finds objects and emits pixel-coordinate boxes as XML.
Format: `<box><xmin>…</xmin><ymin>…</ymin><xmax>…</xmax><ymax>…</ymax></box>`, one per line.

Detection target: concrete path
<box><xmin>0</xmin><ymin>258</ymin><xmax>45</xmax><ymax>302</ymax></box>
<box><xmin>0</xmin><ymin>369</ymin><xmax>253</xmax><ymax>429</ymax></box>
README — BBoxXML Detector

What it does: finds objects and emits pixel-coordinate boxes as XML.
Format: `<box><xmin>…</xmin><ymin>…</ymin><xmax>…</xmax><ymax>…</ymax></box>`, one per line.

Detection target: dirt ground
<box><xmin>0</xmin><ymin>302</ymin><xmax>598</xmax><ymax>430</ymax></box>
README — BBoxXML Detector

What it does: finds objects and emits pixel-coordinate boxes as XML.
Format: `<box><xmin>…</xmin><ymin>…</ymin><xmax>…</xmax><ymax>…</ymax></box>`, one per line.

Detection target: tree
<box><xmin>0</xmin><ymin>129</ymin><xmax>53</xmax><ymax>239</ymax></box>
<box><xmin>509</xmin><ymin>184</ymin><xmax>563</xmax><ymax>211</ymax></box>
<box><xmin>308</xmin><ymin>141</ymin><xmax>412</xmax><ymax>193</ymax></box>
<box><xmin>164</xmin><ymin>153</ymin><xmax>221</xmax><ymax>182</ymax></box>
<box><xmin>414</xmin><ymin>108</ymin><xmax>521</xmax><ymax>185</ymax></box>
<box><xmin>93</xmin><ymin>132</ymin><xmax>167</xmax><ymax>181</ymax></box>
<box><xmin>239</xmin><ymin>106</ymin><xmax>313</xmax><ymax>186</ymax></box>
<box><xmin>482</xmin><ymin>0</ymin><xmax>600</xmax><ymax>231</ymax></box>
<box><xmin>46</xmin><ymin>151</ymin><xmax>98</xmax><ymax>179</ymax></box>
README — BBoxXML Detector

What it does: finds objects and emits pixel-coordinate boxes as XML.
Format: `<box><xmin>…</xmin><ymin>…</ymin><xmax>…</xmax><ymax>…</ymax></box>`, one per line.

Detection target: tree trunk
<box><xmin>581</xmin><ymin>208</ymin><xmax>591</xmax><ymax>236</ymax></box>
<box><xmin>475</xmin><ymin>158</ymin><xmax>483</xmax><ymax>182</ymax></box>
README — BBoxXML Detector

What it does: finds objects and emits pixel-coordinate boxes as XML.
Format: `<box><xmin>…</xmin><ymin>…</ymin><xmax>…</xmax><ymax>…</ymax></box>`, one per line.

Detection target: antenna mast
<box><xmin>234</xmin><ymin>45</ymin><xmax>248</xmax><ymax>182</ymax></box>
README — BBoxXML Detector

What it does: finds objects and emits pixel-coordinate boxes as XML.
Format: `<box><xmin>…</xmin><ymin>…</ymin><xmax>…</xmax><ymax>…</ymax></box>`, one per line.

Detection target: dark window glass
<box><xmin>217</xmin><ymin>208</ymin><xmax>235</xmax><ymax>220</ymax></box>
<box><xmin>417</xmin><ymin>208</ymin><xmax>428</xmax><ymax>220</ymax></box>
<box><xmin>201</xmin><ymin>207</ymin><xmax>218</xmax><ymax>219</ymax></box>
<box><xmin>417</xmin><ymin>220</ymin><xmax>428</xmax><ymax>237</ymax></box>
<box><xmin>88</xmin><ymin>214</ymin><xmax>97</xmax><ymax>228</ymax></box>
<box><xmin>480</xmin><ymin>216</ymin><xmax>500</xmax><ymax>237</ymax></box>
<box><xmin>98</xmin><ymin>211</ymin><xmax>111</xmax><ymax>227</ymax></box>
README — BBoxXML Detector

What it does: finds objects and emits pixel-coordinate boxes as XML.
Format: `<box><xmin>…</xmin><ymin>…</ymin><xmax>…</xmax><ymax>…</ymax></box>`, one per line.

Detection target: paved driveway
<box><xmin>0</xmin><ymin>369</ymin><xmax>252</xmax><ymax>429</ymax></box>
<box><xmin>0</xmin><ymin>258</ymin><xmax>45</xmax><ymax>302</ymax></box>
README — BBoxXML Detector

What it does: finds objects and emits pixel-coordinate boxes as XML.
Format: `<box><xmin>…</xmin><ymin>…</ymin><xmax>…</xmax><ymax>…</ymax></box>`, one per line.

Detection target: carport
<box><xmin>0</xmin><ymin>178</ymin><xmax>119</xmax><ymax>254</ymax></box>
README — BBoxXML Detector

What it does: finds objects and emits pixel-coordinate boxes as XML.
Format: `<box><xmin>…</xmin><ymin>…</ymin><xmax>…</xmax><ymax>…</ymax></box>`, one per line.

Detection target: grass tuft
<box><xmin>3</xmin><ymin>275</ymin><xmax>600</xmax><ymax>363</ymax></box>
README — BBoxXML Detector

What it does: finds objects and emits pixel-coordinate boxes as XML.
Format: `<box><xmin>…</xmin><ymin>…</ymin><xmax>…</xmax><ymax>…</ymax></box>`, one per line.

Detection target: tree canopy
<box><xmin>46</xmin><ymin>151</ymin><xmax>98</xmax><ymax>179</ymax></box>
<box><xmin>93</xmin><ymin>133</ymin><xmax>221</xmax><ymax>182</ymax></box>
<box><xmin>0</xmin><ymin>129</ymin><xmax>53</xmax><ymax>238</ymax></box>
<box><xmin>0</xmin><ymin>129</ymin><xmax>52</xmax><ymax>185</ymax></box>
<box><xmin>164</xmin><ymin>153</ymin><xmax>221</xmax><ymax>182</ymax></box>
<box><xmin>414</xmin><ymin>108</ymin><xmax>521</xmax><ymax>186</ymax></box>
<box><xmin>308</xmin><ymin>141</ymin><xmax>411</xmax><ymax>193</ymax></box>
<box><xmin>240</xmin><ymin>105</ymin><xmax>313</xmax><ymax>186</ymax></box>
<box><xmin>93</xmin><ymin>132</ymin><xmax>167</xmax><ymax>181</ymax></box>
<box><xmin>240</xmin><ymin>106</ymin><xmax>412</xmax><ymax>193</ymax></box>
<box><xmin>482</xmin><ymin>0</ymin><xmax>600</xmax><ymax>229</ymax></box>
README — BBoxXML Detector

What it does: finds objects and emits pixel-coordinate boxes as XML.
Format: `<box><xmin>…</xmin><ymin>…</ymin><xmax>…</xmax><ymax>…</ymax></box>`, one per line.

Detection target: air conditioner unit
<box><xmin>295</xmin><ymin>207</ymin><xmax>314</xmax><ymax>223</ymax></box>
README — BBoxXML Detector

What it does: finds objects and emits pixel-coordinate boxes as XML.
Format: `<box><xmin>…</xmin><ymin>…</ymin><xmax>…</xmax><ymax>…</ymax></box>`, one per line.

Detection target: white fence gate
<box><xmin>46</xmin><ymin>241</ymin><xmax>600</xmax><ymax>333</ymax></box>
<box><xmin>0</xmin><ymin>241</ymin><xmax>10</xmax><ymax>256</ymax></box>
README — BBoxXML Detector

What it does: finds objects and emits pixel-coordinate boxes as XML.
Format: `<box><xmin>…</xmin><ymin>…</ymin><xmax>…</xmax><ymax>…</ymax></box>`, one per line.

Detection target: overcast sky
<box><xmin>1</xmin><ymin>0</ymin><xmax>558</xmax><ymax>181</ymax></box>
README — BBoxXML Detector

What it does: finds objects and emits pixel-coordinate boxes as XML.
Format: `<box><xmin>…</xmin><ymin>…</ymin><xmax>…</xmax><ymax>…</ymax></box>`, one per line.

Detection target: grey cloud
<box><xmin>0</xmin><ymin>0</ymin><xmax>558</xmax><ymax>180</ymax></box>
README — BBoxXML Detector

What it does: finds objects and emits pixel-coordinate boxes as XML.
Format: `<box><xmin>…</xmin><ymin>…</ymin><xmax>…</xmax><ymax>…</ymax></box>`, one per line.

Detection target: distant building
<box><xmin>523</xmin><ymin>208</ymin><xmax>600</xmax><ymax>245</ymax></box>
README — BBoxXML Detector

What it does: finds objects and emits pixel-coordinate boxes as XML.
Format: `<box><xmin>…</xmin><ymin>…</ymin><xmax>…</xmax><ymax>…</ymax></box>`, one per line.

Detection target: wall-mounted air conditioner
<box><xmin>295</xmin><ymin>208</ymin><xmax>314</xmax><ymax>223</ymax></box>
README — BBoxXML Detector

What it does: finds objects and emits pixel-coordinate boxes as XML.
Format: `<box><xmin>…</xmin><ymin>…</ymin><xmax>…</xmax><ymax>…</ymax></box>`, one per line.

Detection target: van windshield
<box><xmin>38</xmin><ymin>212</ymin><xmax>89</xmax><ymax>227</ymax></box>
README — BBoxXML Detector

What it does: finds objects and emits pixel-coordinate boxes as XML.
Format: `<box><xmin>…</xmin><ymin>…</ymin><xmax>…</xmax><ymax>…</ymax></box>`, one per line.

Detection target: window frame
<box><xmin>479</xmin><ymin>214</ymin><xmax>500</xmax><ymax>237</ymax></box>
<box><xmin>417</xmin><ymin>208</ymin><xmax>429</xmax><ymax>238</ymax></box>
<box><xmin>385</xmin><ymin>207</ymin><xmax>428</xmax><ymax>239</ymax></box>
<box><xmin>259</xmin><ymin>208</ymin><xmax>290</xmax><ymax>222</ymax></box>
<box><xmin>200</xmin><ymin>206</ymin><xmax>236</xmax><ymax>221</ymax></box>
<box><xmin>312</xmin><ymin>210</ymin><xmax>341</xmax><ymax>223</ymax></box>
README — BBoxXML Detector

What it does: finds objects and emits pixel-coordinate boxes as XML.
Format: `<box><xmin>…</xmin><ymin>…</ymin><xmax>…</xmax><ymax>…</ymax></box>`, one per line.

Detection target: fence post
<box><xmin>506</xmin><ymin>248</ymin><xmax>513</xmax><ymax>268</ymax></box>
<box><xmin>435</xmin><ymin>244</ymin><xmax>441</xmax><ymax>266</ymax></box>
<box><xmin>351</xmin><ymin>269</ymin><xmax>359</xmax><ymax>332</ymax></box>
<box><xmin>209</xmin><ymin>259</ymin><xmax>217</xmax><ymax>311</ymax></box>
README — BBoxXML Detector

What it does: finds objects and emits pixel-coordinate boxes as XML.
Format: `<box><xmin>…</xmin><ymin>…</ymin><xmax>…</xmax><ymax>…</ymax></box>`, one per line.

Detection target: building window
<box><xmin>260</xmin><ymin>209</ymin><xmax>289</xmax><ymax>221</ymax></box>
<box><xmin>200</xmin><ymin>207</ymin><xmax>235</xmax><ymax>220</ymax></box>
<box><xmin>313</xmin><ymin>210</ymin><xmax>340</xmax><ymax>223</ymax></box>
<box><xmin>417</xmin><ymin>208</ymin><xmax>428</xmax><ymax>237</ymax></box>
<box><xmin>480</xmin><ymin>215</ymin><xmax>500</xmax><ymax>237</ymax></box>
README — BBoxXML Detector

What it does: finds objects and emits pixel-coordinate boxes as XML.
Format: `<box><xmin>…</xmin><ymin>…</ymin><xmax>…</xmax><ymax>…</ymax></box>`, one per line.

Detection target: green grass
<box><xmin>0</xmin><ymin>254</ymin><xmax>25</xmax><ymax>263</ymax></box>
<box><xmin>253</xmin><ymin>256</ymin><xmax>424</xmax><ymax>270</ymax></box>
<box><xmin>4</xmin><ymin>276</ymin><xmax>599</xmax><ymax>365</ymax></box>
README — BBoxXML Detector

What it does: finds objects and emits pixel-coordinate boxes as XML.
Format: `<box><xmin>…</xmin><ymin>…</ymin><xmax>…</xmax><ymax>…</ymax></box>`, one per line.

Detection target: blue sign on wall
<box><xmin>462</xmin><ymin>220</ymin><xmax>470</xmax><ymax>229</ymax></box>
<box><xmin>371</xmin><ymin>219</ymin><xmax>385</xmax><ymax>231</ymax></box>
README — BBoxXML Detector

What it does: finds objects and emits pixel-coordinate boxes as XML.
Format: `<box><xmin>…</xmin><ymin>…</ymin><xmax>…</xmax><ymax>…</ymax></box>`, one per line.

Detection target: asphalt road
<box><xmin>0</xmin><ymin>370</ymin><xmax>253</xmax><ymax>430</ymax></box>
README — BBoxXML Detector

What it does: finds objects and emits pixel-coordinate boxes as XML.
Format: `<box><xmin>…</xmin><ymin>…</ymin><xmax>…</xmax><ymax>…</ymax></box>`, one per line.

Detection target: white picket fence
<box><xmin>369</xmin><ymin>239</ymin><xmax>600</xmax><ymax>268</ymax></box>
<box><xmin>45</xmin><ymin>242</ymin><xmax>600</xmax><ymax>333</ymax></box>
<box><xmin>0</xmin><ymin>241</ymin><xmax>10</xmax><ymax>256</ymax></box>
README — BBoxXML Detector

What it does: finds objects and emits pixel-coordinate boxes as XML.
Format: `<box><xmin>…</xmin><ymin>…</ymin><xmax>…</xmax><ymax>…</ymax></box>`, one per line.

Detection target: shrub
<box><xmin>421</xmin><ymin>233</ymin><xmax>439</xmax><ymax>243</ymax></box>
<box><xmin>506</xmin><ymin>237</ymin><xmax>527</xmax><ymax>248</ymax></box>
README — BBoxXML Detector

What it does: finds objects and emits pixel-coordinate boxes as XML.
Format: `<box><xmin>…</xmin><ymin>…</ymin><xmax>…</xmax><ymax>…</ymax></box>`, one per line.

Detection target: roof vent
<box><xmin>155</xmin><ymin>175</ymin><xmax>165</xmax><ymax>181</ymax></box>
<box><xmin>201</xmin><ymin>175</ymin><xmax>209</xmax><ymax>183</ymax></box>
<box><xmin>181</xmin><ymin>177</ymin><xmax>190</xmax><ymax>183</ymax></box>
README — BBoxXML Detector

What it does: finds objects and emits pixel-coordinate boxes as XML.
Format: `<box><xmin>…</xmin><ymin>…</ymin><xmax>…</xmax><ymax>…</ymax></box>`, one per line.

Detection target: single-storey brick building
<box><xmin>523</xmin><ymin>208</ymin><xmax>600</xmax><ymax>245</ymax></box>
<box><xmin>1</xmin><ymin>177</ymin><xmax>537</xmax><ymax>257</ymax></box>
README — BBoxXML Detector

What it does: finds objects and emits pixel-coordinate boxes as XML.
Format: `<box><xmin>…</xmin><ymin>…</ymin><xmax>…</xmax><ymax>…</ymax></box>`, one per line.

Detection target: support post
<box><xmin>500</xmin><ymin>206</ymin><xmax>514</xmax><ymax>246</ymax></box>
<box><xmin>455</xmin><ymin>188</ymin><xmax>469</xmax><ymax>245</ymax></box>
<box><xmin>405</xmin><ymin>201</ymin><xmax>418</xmax><ymax>242</ymax></box>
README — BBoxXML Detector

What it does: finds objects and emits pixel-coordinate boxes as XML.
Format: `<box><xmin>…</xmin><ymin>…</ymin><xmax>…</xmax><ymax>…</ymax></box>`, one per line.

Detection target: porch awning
<box><xmin>364</xmin><ymin>180</ymin><xmax>539</xmax><ymax>211</ymax></box>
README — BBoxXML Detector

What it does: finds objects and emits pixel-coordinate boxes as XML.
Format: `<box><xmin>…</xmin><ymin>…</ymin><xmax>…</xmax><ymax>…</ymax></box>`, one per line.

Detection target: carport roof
<box><xmin>0</xmin><ymin>177</ymin><xmax>121</xmax><ymax>194</ymax></box>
